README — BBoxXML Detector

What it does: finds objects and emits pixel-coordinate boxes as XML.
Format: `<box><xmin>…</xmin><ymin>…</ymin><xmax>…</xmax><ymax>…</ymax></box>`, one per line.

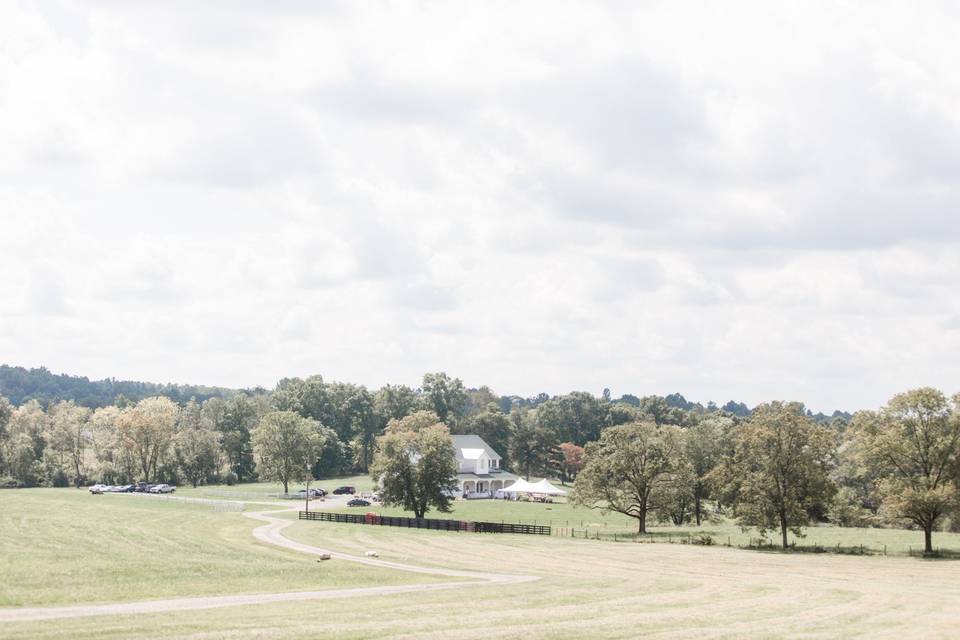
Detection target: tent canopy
<box><xmin>502</xmin><ymin>478</ymin><xmax>567</xmax><ymax>496</ymax></box>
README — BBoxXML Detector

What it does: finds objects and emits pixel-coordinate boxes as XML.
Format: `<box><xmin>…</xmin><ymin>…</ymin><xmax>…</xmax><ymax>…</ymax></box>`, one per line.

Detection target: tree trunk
<box><xmin>283</xmin><ymin>478</ymin><xmax>289</xmax><ymax>494</ymax></box>
<box><xmin>694</xmin><ymin>493</ymin><xmax>702</xmax><ymax>526</ymax></box>
<box><xmin>924</xmin><ymin>526</ymin><xmax>933</xmax><ymax>554</ymax></box>
<box><xmin>637</xmin><ymin>510</ymin><xmax>647</xmax><ymax>534</ymax></box>
<box><xmin>780</xmin><ymin>510</ymin><xmax>789</xmax><ymax>549</ymax></box>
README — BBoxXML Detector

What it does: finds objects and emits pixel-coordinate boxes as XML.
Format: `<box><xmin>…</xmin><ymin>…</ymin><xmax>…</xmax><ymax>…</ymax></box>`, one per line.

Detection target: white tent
<box><xmin>529</xmin><ymin>479</ymin><xmax>567</xmax><ymax>495</ymax></box>
<box><xmin>502</xmin><ymin>478</ymin><xmax>567</xmax><ymax>496</ymax></box>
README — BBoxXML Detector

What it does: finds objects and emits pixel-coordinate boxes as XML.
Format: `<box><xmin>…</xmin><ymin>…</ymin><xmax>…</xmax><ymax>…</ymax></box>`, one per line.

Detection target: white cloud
<box><xmin>1</xmin><ymin>1</ymin><xmax>960</xmax><ymax>412</ymax></box>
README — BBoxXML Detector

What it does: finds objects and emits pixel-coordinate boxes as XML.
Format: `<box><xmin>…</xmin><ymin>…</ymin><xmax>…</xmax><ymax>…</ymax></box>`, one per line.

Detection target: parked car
<box><xmin>294</xmin><ymin>488</ymin><xmax>325</xmax><ymax>499</ymax></box>
<box><xmin>133</xmin><ymin>483</ymin><xmax>153</xmax><ymax>493</ymax></box>
<box><xmin>149</xmin><ymin>484</ymin><xmax>175</xmax><ymax>493</ymax></box>
<box><xmin>88</xmin><ymin>484</ymin><xmax>108</xmax><ymax>494</ymax></box>
<box><xmin>332</xmin><ymin>486</ymin><xmax>356</xmax><ymax>495</ymax></box>
<box><xmin>347</xmin><ymin>498</ymin><xmax>370</xmax><ymax>507</ymax></box>
<box><xmin>108</xmin><ymin>485</ymin><xmax>127</xmax><ymax>493</ymax></box>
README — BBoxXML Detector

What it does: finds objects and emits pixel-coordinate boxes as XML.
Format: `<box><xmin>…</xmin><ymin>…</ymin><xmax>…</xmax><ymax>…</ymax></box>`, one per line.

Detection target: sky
<box><xmin>2</xmin><ymin>1</ymin><xmax>960</xmax><ymax>413</ymax></box>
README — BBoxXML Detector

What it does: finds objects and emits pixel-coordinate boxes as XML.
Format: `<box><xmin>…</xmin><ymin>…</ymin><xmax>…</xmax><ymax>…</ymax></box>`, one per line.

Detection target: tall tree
<box><xmin>174</xmin><ymin>400</ymin><xmax>222</xmax><ymax>487</ymax></box>
<box><xmin>551</xmin><ymin>442</ymin><xmax>584</xmax><ymax>485</ymax></box>
<box><xmin>116</xmin><ymin>397</ymin><xmax>179</xmax><ymax>482</ymax></box>
<box><xmin>251</xmin><ymin>411</ymin><xmax>326</xmax><ymax>494</ymax></box>
<box><xmin>852</xmin><ymin>388</ymin><xmax>960</xmax><ymax>554</ymax></box>
<box><xmin>371</xmin><ymin>411</ymin><xmax>458</xmax><ymax>518</ymax></box>
<box><xmin>715</xmin><ymin>402</ymin><xmax>836</xmax><ymax>548</ymax></box>
<box><xmin>420</xmin><ymin>372</ymin><xmax>468</xmax><ymax>426</ymax></box>
<box><xmin>45</xmin><ymin>400</ymin><xmax>91</xmax><ymax>486</ymax></box>
<box><xmin>573</xmin><ymin>421</ymin><xmax>688</xmax><ymax>533</ymax></box>
<box><xmin>217</xmin><ymin>394</ymin><xmax>262</xmax><ymax>481</ymax></box>
<box><xmin>462</xmin><ymin>404</ymin><xmax>511</xmax><ymax>463</ymax></box>
<box><xmin>507</xmin><ymin>409</ymin><xmax>554</xmax><ymax>480</ymax></box>
<box><xmin>686</xmin><ymin>414</ymin><xmax>732</xmax><ymax>525</ymax></box>
<box><xmin>535</xmin><ymin>392</ymin><xmax>606</xmax><ymax>445</ymax></box>
<box><xmin>374</xmin><ymin>384</ymin><xmax>418</xmax><ymax>423</ymax></box>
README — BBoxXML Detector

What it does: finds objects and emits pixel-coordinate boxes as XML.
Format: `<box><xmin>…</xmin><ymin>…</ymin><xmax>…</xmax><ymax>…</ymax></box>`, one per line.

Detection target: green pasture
<box><xmin>320</xmin><ymin>494</ymin><xmax>960</xmax><ymax>557</ymax></box>
<box><xmin>0</xmin><ymin>489</ymin><xmax>447</xmax><ymax>607</ymax></box>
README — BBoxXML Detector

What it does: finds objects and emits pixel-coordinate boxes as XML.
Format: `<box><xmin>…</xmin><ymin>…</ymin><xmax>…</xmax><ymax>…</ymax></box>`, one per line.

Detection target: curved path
<box><xmin>0</xmin><ymin>506</ymin><xmax>538</xmax><ymax>623</ymax></box>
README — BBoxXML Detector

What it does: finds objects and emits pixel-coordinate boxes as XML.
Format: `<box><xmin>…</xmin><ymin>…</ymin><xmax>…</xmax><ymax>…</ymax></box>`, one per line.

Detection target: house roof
<box><xmin>451</xmin><ymin>434</ymin><xmax>501</xmax><ymax>460</ymax></box>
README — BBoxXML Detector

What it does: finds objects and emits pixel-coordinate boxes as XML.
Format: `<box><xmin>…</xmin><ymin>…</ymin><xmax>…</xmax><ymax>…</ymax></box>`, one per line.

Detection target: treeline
<box><xmin>0</xmin><ymin>365</ymin><xmax>237</xmax><ymax>408</ymax></box>
<box><xmin>571</xmin><ymin>389</ymin><xmax>960</xmax><ymax>554</ymax></box>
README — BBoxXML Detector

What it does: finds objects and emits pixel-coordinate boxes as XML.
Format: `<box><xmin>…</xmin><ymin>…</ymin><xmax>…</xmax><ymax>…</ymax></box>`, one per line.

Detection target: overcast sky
<box><xmin>2</xmin><ymin>1</ymin><xmax>959</xmax><ymax>413</ymax></box>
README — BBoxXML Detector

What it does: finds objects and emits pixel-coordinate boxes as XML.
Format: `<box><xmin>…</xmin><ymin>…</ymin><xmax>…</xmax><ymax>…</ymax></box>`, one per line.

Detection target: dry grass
<box><xmin>4</xmin><ymin>516</ymin><xmax>959</xmax><ymax>639</ymax></box>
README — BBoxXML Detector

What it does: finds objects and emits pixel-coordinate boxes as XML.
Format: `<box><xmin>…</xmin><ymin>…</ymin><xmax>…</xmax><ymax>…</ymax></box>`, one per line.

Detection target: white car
<box><xmin>150</xmin><ymin>484</ymin><xmax>176</xmax><ymax>494</ymax></box>
<box><xmin>88</xmin><ymin>484</ymin><xmax>108</xmax><ymax>494</ymax></box>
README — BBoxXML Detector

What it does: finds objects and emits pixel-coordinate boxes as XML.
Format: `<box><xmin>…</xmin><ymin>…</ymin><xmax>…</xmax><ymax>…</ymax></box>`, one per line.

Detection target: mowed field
<box><xmin>0</xmin><ymin>489</ymin><xmax>447</xmax><ymax>608</ymax></box>
<box><xmin>2</xmin><ymin>487</ymin><xmax>960</xmax><ymax>639</ymax></box>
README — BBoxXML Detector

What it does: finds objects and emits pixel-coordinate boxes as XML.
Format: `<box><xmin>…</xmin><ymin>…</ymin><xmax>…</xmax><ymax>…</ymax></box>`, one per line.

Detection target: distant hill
<box><xmin>0</xmin><ymin>364</ymin><xmax>237</xmax><ymax>408</ymax></box>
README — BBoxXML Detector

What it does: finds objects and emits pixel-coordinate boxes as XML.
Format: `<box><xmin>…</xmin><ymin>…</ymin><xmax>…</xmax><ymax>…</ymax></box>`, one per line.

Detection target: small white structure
<box><xmin>451</xmin><ymin>435</ymin><xmax>520</xmax><ymax>498</ymax></box>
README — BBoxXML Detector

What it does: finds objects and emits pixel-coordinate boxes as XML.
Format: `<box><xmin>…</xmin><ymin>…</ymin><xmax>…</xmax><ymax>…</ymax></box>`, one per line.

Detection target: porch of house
<box><xmin>458</xmin><ymin>474</ymin><xmax>519</xmax><ymax>499</ymax></box>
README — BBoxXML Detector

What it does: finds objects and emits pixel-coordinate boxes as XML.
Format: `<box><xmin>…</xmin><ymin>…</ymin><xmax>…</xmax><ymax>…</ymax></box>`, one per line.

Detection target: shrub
<box><xmin>224</xmin><ymin>471</ymin><xmax>238</xmax><ymax>486</ymax></box>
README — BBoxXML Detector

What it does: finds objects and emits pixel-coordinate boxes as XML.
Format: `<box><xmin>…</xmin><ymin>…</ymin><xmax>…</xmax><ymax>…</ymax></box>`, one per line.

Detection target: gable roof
<box><xmin>451</xmin><ymin>434</ymin><xmax>501</xmax><ymax>461</ymax></box>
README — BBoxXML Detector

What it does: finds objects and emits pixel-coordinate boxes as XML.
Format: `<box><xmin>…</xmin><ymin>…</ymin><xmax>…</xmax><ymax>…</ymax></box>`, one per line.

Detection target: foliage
<box><xmin>714</xmin><ymin>402</ymin><xmax>836</xmax><ymax>548</ymax></box>
<box><xmin>419</xmin><ymin>372</ymin><xmax>468</xmax><ymax>426</ymax></box>
<box><xmin>508</xmin><ymin>409</ymin><xmax>554</xmax><ymax>480</ymax></box>
<box><xmin>0</xmin><ymin>364</ymin><xmax>233</xmax><ymax>408</ymax></box>
<box><xmin>852</xmin><ymin>388</ymin><xmax>960</xmax><ymax>553</ymax></box>
<box><xmin>573</xmin><ymin>421</ymin><xmax>688</xmax><ymax>533</ymax></box>
<box><xmin>370</xmin><ymin>411</ymin><xmax>458</xmax><ymax>519</ymax></box>
<box><xmin>116</xmin><ymin>396</ymin><xmax>179</xmax><ymax>482</ymax></box>
<box><xmin>251</xmin><ymin>411</ymin><xmax>328</xmax><ymax>494</ymax></box>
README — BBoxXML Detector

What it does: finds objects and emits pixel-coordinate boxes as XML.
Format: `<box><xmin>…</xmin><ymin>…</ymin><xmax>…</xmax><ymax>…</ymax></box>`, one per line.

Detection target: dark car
<box><xmin>332</xmin><ymin>486</ymin><xmax>356</xmax><ymax>495</ymax></box>
<box><xmin>347</xmin><ymin>498</ymin><xmax>370</xmax><ymax>507</ymax></box>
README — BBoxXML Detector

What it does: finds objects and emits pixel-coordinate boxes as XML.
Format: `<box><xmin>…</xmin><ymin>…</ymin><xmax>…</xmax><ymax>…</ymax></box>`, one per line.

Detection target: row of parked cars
<box><xmin>290</xmin><ymin>485</ymin><xmax>359</xmax><ymax>499</ymax></box>
<box><xmin>89</xmin><ymin>482</ymin><xmax>176</xmax><ymax>494</ymax></box>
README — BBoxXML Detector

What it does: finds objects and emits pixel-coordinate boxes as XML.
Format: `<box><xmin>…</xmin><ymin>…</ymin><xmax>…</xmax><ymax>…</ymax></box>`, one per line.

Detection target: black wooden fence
<box><xmin>298</xmin><ymin>510</ymin><xmax>551</xmax><ymax>536</ymax></box>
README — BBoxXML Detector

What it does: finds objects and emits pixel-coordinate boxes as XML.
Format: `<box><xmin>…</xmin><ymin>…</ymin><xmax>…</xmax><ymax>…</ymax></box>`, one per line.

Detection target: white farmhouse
<box><xmin>451</xmin><ymin>434</ymin><xmax>520</xmax><ymax>498</ymax></box>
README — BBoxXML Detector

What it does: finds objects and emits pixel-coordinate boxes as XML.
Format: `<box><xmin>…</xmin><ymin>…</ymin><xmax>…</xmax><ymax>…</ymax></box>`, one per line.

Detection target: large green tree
<box><xmin>852</xmin><ymin>388</ymin><xmax>960</xmax><ymax>554</ymax></box>
<box><xmin>715</xmin><ymin>402</ymin><xmax>836</xmax><ymax>548</ymax></box>
<box><xmin>573</xmin><ymin>421</ymin><xmax>688</xmax><ymax>533</ymax></box>
<box><xmin>252</xmin><ymin>411</ymin><xmax>327</xmax><ymax>494</ymax></box>
<box><xmin>370</xmin><ymin>411</ymin><xmax>458</xmax><ymax>519</ymax></box>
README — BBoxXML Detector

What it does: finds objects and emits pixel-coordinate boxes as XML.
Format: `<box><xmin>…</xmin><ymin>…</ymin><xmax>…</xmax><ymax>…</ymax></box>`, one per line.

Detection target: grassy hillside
<box><xmin>0</xmin><ymin>489</ymin><xmax>446</xmax><ymax>607</ymax></box>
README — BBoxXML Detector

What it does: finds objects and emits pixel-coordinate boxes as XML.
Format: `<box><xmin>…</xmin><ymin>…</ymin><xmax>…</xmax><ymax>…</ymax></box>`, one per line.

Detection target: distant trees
<box><xmin>852</xmin><ymin>388</ymin><xmax>960</xmax><ymax>554</ymax></box>
<box><xmin>508</xmin><ymin>409</ymin><xmax>554</xmax><ymax>480</ymax></box>
<box><xmin>251</xmin><ymin>411</ymin><xmax>327</xmax><ymax>494</ymax></box>
<box><xmin>551</xmin><ymin>442</ymin><xmax>584</xmax><ymax>485</ymax></box>
<box><xmin>420</xmin><ymin>372</ymin><xmax>468</xmax><ymax>426</ymax></box>
<box><xmin>174</xmin><ymin>400</ymin><xmax>222</xmax><ymax>487</ymax></box>
<box><xmin>574</xmin><ymin>422</ymin><xmax>688</xmax><ymax>533</ymax></box>
<box><xmin>117</xmin><ymin>397</ymin><xmax>179</xmax><ymax>483</ymax></box>
<box><xmin>713</xmin><ymin>402</ymin><xmax>836</xmax><ymax>548</ymax></box>
<box><xmin>370</xmin><ymin>411</ymin><xmax>458</xmax><ymax>518</ymax></box>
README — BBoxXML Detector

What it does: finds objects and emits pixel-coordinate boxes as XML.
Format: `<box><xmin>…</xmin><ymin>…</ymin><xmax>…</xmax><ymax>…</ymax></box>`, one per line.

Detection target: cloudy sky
<box><xmin>2</xmin><ymin>1</ymin><xmax>959</xmax><ymax>412</ymax></box>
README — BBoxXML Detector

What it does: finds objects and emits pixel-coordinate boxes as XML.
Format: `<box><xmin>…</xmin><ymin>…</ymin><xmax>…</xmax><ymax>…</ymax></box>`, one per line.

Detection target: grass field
<box><xmin>4</xmin><ymin>486</ymin><xmax>960</xmax><ymax>639</ymax></box>
<box><xmin>0</xmin><ymin>489</ymin><xmax>448</xmax><ymax>608</ymax></box>
<box><xmin>175</xmin><ymin>478</ymin><xmax>960</xmax><ymax>555</ymax></box>
<box><xmin>4</xmin><ymin>512</ymin><xmax>960</xmax><ymax>639</ymax></box>
<box><xmin>321</xmin><ymin>495</ymin><xmax>960</xmax><ymax>557</ymax></box>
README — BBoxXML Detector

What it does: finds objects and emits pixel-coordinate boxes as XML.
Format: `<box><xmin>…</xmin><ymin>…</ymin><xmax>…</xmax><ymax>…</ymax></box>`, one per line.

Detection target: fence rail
<box><xmin>298</xmin><ymin>510</ymin><xmax>551</xmax><ymax>536</ymax></box>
